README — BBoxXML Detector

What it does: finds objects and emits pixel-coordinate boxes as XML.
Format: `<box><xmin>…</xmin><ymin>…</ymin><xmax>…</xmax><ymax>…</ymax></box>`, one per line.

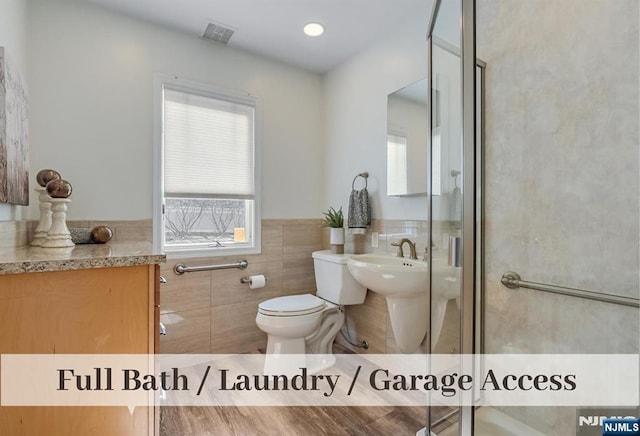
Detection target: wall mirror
<box><xmin>386</xmin><ymin>78</ymin><xmax>429</xmax><ymax>196</ymax></box>
<box><xmin>431</xmin><ymin>39</ymin><xmax>462</xmax><ymax>221</ymax></box>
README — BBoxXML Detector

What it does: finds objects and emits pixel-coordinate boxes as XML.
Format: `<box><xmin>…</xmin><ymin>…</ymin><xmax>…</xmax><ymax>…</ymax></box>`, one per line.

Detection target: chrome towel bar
<box><xmin>174</xmin><ymin>260</ymin><xmax>248</xmax><ymax>275</ymax></box>
<box><xmin>501</xmin><ymin>271</ymin><xmax>640</xmax><ymax>308</ymax></box>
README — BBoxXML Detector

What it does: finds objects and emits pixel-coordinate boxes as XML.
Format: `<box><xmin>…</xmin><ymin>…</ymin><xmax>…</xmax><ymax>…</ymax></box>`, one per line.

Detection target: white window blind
<box><xmin>163</xmin><ymin>88</ymin><xmax>255</xmax><ymax>198</ymax></box>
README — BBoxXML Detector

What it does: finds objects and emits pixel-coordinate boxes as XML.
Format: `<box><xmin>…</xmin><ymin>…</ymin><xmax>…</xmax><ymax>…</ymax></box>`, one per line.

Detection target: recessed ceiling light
<box><xmin>303</xmin><ymin>22</ymin><xmax>325</xmax><ymax>37</ymax></box>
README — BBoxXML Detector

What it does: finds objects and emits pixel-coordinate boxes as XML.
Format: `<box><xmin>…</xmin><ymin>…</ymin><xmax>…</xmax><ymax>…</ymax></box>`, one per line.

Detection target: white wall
<box><xmin>27</xmin><ymin>0</ymin><xmax>325</xmax><ymax>220</ymax></box>
<box><xmin>27</xmin><ymin>0</ymin><xmax>435</xmax><ymax>222</ymax></box>
<box><xmin>323</xmin><ymin>13</ymin><xmax>430</xmax><ymax>220</ymax></box>
<box><xmin>0</xmin><ymin>0</ymin><xmax>28</xmax><ymax>221</ymax></box>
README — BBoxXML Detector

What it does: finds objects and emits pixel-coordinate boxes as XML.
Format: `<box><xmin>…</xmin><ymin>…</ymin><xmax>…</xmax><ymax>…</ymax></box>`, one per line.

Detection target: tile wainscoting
<box><xmin>5</xmin><ymin>217</ymin><xmax>458</xmax><ymax>355</ymax></box>
<box><xmin>158</xmin><ymin>217</ymin><xmax>456</xmax><ymax>355</ymax></box>
<box><xmin>160</xmin><ymin>219</ymin><xmax>323</xmax><ymax>354</ymax></box>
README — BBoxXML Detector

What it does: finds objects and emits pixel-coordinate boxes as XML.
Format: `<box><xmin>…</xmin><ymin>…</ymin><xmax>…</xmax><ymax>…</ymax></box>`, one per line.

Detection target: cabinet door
<box><xmin>0</xmin><ymin>265</ymin><xmax>155</xmax><ymax>436</ymax></box>
<box><xmin>154</xmin><ymin>264</ymin><xmax>161</xmax><ymax>352</ymax></box>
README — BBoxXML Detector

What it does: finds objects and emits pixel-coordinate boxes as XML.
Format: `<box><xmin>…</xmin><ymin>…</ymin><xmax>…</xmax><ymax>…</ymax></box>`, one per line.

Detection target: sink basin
<box><xmin>347</xmin><ymin>254</ymin><xmax>462</xmax><ymax>354</ymax></box>
<box><xmin>346</xmin><ymin>254</ymin><xmax>428</xmax><ymax>297</ymax></box>
<box><xmin>347</xmin><ymin>254</ymin><xmax>429</xmax><ymax>353</ymax></box>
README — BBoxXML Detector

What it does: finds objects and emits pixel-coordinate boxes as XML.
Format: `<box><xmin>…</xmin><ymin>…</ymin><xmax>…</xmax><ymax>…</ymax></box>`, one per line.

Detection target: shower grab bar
<box><xmin>174</xmin><ymin>260</ymin><xmax>248</xmax><ymax>275</ymax></box>
<box><xmin>501</xmin><ymin>271</ymin><xmax>640</xmax><ymax>308</ymax></box>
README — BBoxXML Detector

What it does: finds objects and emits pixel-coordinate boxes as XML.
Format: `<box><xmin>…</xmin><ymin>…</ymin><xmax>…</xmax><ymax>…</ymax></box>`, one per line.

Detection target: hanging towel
<box><xmin>348</xmin><ymin>175</ymin><xmax>371</xmax><ymax>234</ymax></box>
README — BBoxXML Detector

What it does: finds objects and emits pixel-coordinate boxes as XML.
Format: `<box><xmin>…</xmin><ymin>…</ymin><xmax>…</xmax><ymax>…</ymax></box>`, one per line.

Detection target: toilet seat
<box><xmin>258</xmin><ymin>294</ymin><xmax>326</xmax><ymax>317</ymax></box>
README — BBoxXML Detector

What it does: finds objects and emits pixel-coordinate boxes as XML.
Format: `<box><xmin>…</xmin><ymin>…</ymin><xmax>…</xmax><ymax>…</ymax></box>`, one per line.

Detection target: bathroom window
<box><xmin>387</xmin><ymin>131</ymin><xmax>408</xmax><ymax>195</ymax></box>
<box><xmin>154</xmin><ymin>76</ymin><xmax>261</xmax><ymax>257</ymax></box>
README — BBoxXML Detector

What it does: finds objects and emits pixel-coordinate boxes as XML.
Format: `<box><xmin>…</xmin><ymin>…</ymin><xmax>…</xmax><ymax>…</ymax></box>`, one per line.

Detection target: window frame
<box><xmin>153</xmin><ymin>74</ymin><xmax>261</xmax><ymax>258</ymax></box>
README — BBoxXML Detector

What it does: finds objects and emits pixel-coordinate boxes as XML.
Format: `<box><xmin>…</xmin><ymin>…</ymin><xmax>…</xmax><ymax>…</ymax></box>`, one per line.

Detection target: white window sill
<box><xmin>163</xmin><ymin>246</ymin><xmax>262</xmax><ymax>260</ymax></box>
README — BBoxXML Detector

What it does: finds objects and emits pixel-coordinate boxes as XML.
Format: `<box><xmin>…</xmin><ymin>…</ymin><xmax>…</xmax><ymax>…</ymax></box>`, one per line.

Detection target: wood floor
<box><xmin>160</xmin><ymin>405</ymin><xmax>428</xmax><ymax>436</ymax></box>
<box><xmin>159</xmin><ymin>346</ymin><xmax>458</xmax><ymax>436</ymax></box>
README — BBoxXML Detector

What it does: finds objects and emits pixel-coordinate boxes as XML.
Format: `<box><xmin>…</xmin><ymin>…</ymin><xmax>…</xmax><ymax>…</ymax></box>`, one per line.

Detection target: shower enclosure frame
<box><xmin>426</xmin><ymin>0</ymin><xmax>479</xmax><ymax>434</ymax></box>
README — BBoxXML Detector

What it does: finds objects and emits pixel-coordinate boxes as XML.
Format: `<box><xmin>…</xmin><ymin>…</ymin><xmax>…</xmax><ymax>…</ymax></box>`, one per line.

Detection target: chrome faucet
<box><xmin>391</xmin><ymin>238</ymin><xmax>418</xmax><ymax>260</ymax></box>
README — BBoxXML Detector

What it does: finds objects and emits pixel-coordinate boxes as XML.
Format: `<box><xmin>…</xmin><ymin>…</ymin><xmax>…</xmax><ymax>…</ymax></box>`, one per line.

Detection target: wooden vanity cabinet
<box><xmin>0</xmin><ymin>264</ymin><xmax>159</xmax><ymax>436</ymax></box>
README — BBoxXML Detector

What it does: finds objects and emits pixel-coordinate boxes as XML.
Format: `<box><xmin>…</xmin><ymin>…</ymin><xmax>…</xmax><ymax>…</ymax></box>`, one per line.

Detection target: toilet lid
<box><xmin>258</xmin><ymin>294</ymin><xmax>325</xmax><ymax>316</ymax></box>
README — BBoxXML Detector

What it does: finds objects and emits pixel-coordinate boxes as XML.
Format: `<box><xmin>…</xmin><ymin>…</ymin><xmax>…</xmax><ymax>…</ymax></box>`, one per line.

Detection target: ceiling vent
<box><xmin>202</xmin><ymin>21</ymin><xmax>235</xmax><ymax>45</ymax></box>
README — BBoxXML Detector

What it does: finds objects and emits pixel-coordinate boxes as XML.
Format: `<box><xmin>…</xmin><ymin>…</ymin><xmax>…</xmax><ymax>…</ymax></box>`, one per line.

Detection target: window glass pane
<box><xmin>164</xmin><ymin>198</ymin><xmax>252</xmax><ymax>248</ymax></box>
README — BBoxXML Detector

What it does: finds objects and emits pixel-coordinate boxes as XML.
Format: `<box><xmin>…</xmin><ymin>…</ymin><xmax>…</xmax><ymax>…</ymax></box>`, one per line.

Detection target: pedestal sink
<box><xmin>347</xmin><ymin>254</ymin><xmax>429</xmax><ymax>353</ymax></box>
<box><xmin>347</xmin><ymin>254</ymin><xmax>461</xmax><ymax>353</ymax></box>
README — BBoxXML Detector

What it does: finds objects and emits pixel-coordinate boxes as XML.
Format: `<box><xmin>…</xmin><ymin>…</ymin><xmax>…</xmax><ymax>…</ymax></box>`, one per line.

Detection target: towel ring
<box><xmin>450</xmin><ymin>169</ymin><xmax>461</xmax><ymax>189</ymax></box>
<box><xmin>352</xmin><ymin>172</ymin><xmax>369</xmax><ymax>190</ymax></box>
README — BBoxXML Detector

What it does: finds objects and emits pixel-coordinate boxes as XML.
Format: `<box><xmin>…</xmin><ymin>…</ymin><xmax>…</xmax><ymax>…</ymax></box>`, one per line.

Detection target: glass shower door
<box><xmin>426</xmin><ymin>0</ymin><xmax>478</xmax><ymax>434</ymax></box>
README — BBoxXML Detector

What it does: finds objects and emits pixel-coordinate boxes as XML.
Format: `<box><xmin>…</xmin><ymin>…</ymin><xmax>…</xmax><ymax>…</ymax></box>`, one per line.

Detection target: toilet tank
<box><xmin>312</xmin><ymin>250</ymin><xmax>367</xmax><ymax>305</ymax></box>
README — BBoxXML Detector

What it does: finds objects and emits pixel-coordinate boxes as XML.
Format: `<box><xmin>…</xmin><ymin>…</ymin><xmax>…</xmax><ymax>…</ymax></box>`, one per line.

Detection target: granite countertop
<box><xmin>0</xmin><ymin>242</ymin><xmax>166</xmax><ymax>275</ymax></box>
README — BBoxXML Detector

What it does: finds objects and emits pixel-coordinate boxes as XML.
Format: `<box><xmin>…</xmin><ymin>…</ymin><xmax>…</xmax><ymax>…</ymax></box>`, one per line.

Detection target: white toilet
<box><xmin>255</xmin><ymin>250</ymin><xmax>366</xmax><ymax>372</ymax></box>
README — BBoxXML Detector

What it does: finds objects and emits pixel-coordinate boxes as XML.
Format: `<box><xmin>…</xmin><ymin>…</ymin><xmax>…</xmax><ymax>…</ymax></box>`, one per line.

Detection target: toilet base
<box><xmin>306</xmin><ymin>304</ymin><xmax>344</xmax><ymax>355</ymax></box>
<box><xmin>263</xmin><ymin>352</ymin><xmax>307</xmax><ymax>376</ymax></box>
<box><xmin>259</xmin><ymin>304</ymin><xmax>345</xmax><ymax>375</ymax></box>
<box><xmin>265</xmin><ymin>336</ymin><xmax>306</xmax><ymax>355</ymax></box>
